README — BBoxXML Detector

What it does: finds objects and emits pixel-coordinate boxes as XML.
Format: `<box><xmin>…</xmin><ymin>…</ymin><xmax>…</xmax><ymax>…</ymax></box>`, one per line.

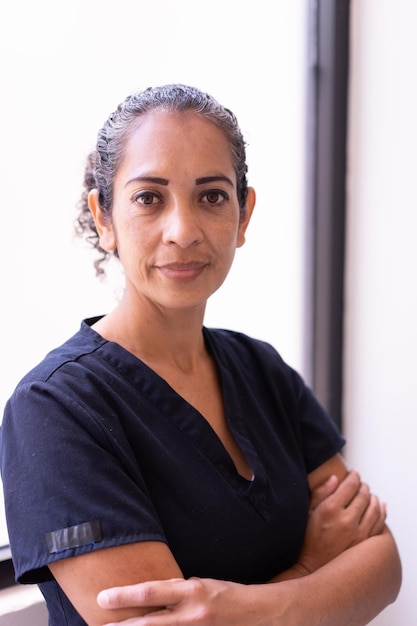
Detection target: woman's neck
<box><xmin>92</xmin><ymin>296</ymin><xmax>208</xmax><ymax>373</ymax></box>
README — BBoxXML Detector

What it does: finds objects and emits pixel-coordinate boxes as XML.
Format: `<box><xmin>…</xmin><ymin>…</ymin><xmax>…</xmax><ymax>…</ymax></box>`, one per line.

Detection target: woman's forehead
<box><xmin>119</xmin><ymin>110</ymin><xmax>234</xmax><ymax>172</ymax></box>
<box><xmin>127</xmin><ymin>109</ymin><xmax>227</xmax><ymax>143</ymax></box>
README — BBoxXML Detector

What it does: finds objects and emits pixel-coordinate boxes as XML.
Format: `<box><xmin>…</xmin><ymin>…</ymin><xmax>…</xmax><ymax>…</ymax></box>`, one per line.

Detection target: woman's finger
<box><xmin>359</xmin><ymin>496</ymin><xmax>387</xmax><ymax>536</ymax></box>
<box><xmin>98</xmin><ymin>578</ymin><xmax>186</xmax><ymax>610</ymax></box>
<box><xmin>309</xmin><ymin>474</ymin><xmax>339</xmax><ymax>510</ymax></box>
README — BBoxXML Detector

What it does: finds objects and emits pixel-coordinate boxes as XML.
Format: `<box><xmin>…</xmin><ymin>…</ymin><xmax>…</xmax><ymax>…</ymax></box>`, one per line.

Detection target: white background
<box><xmin>344</xmin><ymin>1</ymin><xmax>417</xmax><ymax>623</ymax></box>
<box><xmin>0</xmin><ymin>1</ymin><xmax>308</xmax><ymax>550</ymax></box>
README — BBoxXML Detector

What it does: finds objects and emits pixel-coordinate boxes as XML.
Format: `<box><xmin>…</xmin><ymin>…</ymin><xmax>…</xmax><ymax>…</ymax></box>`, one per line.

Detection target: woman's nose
<box><xmin>162</xmin><ymin>202</ymin><xmax>203</xmax><ymax>248</ymax></box>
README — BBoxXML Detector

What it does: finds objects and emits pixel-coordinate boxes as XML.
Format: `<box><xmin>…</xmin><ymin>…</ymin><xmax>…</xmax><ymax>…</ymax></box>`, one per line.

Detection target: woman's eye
<box><xmin>132</xmin><ymin>191</ymin><xmax>160</xmax><ymax>205</ymax></box>
<box><xmin>201</xmin><ymin>190</ymin><xmax>229</xmax><ymax>205</ymax></box>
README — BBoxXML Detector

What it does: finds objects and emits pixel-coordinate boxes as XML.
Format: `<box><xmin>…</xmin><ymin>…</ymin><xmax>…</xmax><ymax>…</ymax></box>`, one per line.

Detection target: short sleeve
<box><xmin>286</xmin><ymin>365</ymin><xmax>345</xmax><ymax>473</ymax></box>
<box><xmin>1</xmin><ymin>380</ymin><xmax>167</xmax><ymax>584</ymax></box>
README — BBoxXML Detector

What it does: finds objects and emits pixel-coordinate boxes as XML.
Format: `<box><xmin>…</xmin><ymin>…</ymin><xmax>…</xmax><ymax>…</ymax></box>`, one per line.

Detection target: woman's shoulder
<box><xmin>13</xmin><ymin>317</ymin><xmax>107</xmax><ymax>389</ymax></box>
<box><xmin>204</xmin><ymin>326</ymin><xmax>309</xmax><ymax>398</ymax></box>
<box><xmin>204</xmin><ymin>326</ymin><xmax>285</xmax><ymax>365</ymax></box>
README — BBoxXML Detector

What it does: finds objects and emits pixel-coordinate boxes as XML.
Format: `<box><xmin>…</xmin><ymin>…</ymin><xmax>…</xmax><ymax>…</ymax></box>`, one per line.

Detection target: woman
<box><xmin>1</xmin><ymin>84</ymin><xmax>401</xmax><ymax>625</ymax></box>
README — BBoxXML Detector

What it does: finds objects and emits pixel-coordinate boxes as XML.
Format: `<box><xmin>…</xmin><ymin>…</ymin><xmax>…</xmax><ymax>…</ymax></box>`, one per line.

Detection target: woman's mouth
<box><xmin>157</xmin><ymin>261</ymin><xmax>208</xmax><ymax>281</ymax></box>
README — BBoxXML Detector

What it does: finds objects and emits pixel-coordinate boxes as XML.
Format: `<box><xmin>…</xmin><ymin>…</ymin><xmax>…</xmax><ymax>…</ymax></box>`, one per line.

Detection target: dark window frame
<box><xmin>305</xmin><ymin>0</ymin><xmax>351</xmax><ymax>430</ymax></box>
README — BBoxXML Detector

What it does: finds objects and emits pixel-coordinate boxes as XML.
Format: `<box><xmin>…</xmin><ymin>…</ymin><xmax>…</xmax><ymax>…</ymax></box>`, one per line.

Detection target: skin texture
<box><xmin>48</xmin><ymin>110</ymin><xmax>401</xmax><ymax>626</ymax></box>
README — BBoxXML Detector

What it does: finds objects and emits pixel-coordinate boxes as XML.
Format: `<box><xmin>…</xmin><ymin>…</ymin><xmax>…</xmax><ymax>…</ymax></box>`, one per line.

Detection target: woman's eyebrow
<box><xmin>124</xmin><ymin>175</ymin><xmax>169</xmax><ymax>188</ymax></box>
<box><xmin>124</xmin><ymin>175</ymin><xmax>234</xmax><ymax>188</ymax></box>
<box><xmin>195</xmin><ymin>175</ymin><xmax>235</xmax><ymax>187</ymax></box>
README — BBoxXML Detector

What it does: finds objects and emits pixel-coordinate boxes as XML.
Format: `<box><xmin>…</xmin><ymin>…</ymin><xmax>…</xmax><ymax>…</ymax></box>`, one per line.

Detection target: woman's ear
<box><xmin>88</xmin><ymin>189</ymin><xmax>117</xmax><ymax>251</ymax></box>
<box><xmin>236</xmin><ymin>187</ymin><xmax>256</xmax><ymax>248</ymax></box>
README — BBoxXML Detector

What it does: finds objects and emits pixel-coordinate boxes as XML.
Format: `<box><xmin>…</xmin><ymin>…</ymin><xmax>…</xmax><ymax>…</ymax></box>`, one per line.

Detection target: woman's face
<box><xmin>91</xmin><ymin>110</ymin><xmax>255</xmax><ymax>314</ymax></box>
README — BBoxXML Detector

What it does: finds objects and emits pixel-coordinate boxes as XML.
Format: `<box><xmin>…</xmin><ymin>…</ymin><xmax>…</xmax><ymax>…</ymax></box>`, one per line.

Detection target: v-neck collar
<box><xmin>82</xmin><ymin>320</ymin><xmax>271</xmax><ymax>516</ymax></box>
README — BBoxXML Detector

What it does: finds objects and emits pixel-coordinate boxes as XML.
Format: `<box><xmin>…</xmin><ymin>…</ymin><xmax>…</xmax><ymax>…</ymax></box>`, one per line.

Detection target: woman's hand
<box><xmin>296</xmin><ymin>470</ymin><xmax>387</xmax><ymax>574</ymax></box>
<box><xmin>97</xmin><ymin>577</ymin><xmax>269</xmax><ymax>626</ymax></box>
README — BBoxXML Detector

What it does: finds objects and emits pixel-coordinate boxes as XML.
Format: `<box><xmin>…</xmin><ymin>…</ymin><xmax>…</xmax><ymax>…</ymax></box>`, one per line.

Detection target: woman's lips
<box><xmin>157</xmin><ymin>261</ymin><xmax>208</xmax><ymax>281</ymax></box>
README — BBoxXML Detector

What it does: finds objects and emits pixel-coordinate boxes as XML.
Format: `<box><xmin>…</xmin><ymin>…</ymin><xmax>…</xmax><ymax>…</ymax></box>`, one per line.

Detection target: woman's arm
<box><xmin>48</xmin><ymin>458</ymin><xmax>353</xmax><ymax>625</ymax></box>
<box><xmin>48</xmin><ymin>541</ymin><xmax>184</xmax><ymax>626</ymax></box>
<box><xmin>97</xmin><ymin>526</ymin><xmax>400</xmax><ymax>626</ymax></box>
<box><xmin>49</xmin><ymin>455</ymin><xmax>400</xmax><ymax>625</ymax></box>
<box><xmin>273</xmin><ymin>454</ymin><xmax>387</xmax><ymax>581</ymax></box>
<box><xmin>95</xmin><ymin>456</ymin><xmax>401</xmax><ymax>625</ymax></box>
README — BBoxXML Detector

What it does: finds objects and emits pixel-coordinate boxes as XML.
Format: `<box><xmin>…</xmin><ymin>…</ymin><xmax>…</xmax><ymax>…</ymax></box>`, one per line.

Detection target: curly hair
<box><xmin>75</xmin><ymin>84</ymin><xmax>249</xmax><ymax>276</ymax></box>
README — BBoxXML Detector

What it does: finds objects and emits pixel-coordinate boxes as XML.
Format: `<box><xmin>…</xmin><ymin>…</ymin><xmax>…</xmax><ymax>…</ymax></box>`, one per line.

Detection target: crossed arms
<box><xmin>49</xmin><ymin>454</ymin><xmax>401</xmax><ymax>626</ymax></box>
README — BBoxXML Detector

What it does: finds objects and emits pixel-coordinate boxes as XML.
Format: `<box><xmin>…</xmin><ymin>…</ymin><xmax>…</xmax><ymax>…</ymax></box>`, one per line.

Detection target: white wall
<box><xmin>0</xmin><ymin>586</ymin><xmax>47</xmax><ymax>625</ymax></box>
<box><xmin>345</xmin><ymin>1</ymin><xmax>417</xmax><ymax>623</ymax></box>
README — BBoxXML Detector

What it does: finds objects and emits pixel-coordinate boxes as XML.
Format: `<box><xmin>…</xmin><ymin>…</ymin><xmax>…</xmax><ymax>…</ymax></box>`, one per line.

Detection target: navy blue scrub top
<box><xmin>1</xmin><ymin>319</ymin><xmax>345</xmax><ymax>625</ymax></box>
